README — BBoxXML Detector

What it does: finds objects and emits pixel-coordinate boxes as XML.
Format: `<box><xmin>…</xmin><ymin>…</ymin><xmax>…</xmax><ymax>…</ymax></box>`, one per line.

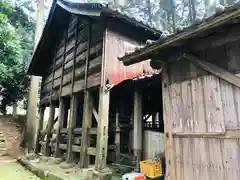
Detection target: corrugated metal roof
<box><xmin>119</xmin><ymin>3</ymin><xmax>240</xmax><ymax>66</ymax></box>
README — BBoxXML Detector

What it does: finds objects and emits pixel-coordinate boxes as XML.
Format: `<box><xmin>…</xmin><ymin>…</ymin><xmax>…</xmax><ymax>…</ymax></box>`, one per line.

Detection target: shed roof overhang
<box><xmin>119</xmin><ymin>4</ymin><xmax>240</xmax><ymax>66</ymax></box>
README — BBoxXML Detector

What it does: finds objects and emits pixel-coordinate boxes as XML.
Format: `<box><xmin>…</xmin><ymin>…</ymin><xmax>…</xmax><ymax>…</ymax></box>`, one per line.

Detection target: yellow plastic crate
<box><xmin>140</xmin><ymin>159</ymin><xmax>162</xmax><ymax>179</ymax></box>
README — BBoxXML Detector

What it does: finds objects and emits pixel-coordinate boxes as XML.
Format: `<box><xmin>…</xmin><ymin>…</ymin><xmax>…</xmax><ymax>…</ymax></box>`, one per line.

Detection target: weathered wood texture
<box><xmin>104</xmin><ymin>29</ymin><xmax>157</xmax><ymax>85</ymax></box>
<box><xmin>143</xmin><ymin>131</ymin><xmax>164</xmax><ymax>160</ymax></box>
<box><xmin>166</xmin><ymin>45</ymin><xmax>240</xmax><ymax>180</ymax></box>
<box><xmin>40</xmin><ymin>15</ymin><xmax>104</xmax><ymax>103</ymax></box>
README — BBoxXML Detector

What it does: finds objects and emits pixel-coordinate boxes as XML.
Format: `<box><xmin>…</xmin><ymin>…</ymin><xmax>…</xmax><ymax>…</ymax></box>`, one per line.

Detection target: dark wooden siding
<box><xmin>41</xmin><ymin>14</ymin><xmax>104</xmax><ymax>104</ymax></box>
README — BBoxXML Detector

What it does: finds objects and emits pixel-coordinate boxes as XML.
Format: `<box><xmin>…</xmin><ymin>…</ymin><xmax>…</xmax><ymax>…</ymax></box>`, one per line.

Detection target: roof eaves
<box><xmin>119</xmin><ymin>3</ymin><xmax>240</xmax><ymax>66</ymax></box>
<box><xmin>100</xmin><ymin>8</ymin><xmax>161</xmax><ymax>36</ymax></box>
<box><xmin>27</xmin><ymin>0</ymin><xmax>58</xmax><ymax>75</ymax></box>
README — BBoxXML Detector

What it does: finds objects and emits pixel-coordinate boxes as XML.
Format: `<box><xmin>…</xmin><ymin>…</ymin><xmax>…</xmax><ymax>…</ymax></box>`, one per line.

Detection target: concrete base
<box><xmin>92</xmin><ymin>167</ymin><xmax>113</xmax><ymax>180</ymax></box>
<box><xmin>18</xmin><ymin>156</ymin><xmax>121</xmax><ymax>180</ymax></box>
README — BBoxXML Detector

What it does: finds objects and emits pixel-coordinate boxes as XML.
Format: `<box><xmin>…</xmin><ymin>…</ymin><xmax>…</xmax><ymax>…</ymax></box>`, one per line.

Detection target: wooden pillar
<box><xmin>94</xmin><ymin>28</ymin><xmax>110</xmax><ymax>172</ymax></box>
<box><xmin>79</xmin><ymin>92</ymin><xmax>93</xmax><ymax>168</ymax></box>
<box><xmin>66</xmin><ymin>95</ymin><xmax>78</xmax><ymax>162</ymax></box>
<box><xmin>95</xmin><ymin>89</ymin><xmax>110</xmax><ymax>170</ymax></box>
<box><xmin>35</xmin><ymin>106</ymin><xmax>45</xmax><ymax>153</ymax></box>
<box><xmin>133</xmin><ymin>89</ymin><xmax>142</xmax><ymax>171</ymax></box>
<box><xmin>115</xmin><ymin>109</ymin><xmax>120</xmax><ymax>163</ymax></box>
<box><xmin>45</xmin><ymin>104</ymin><xmax>55</xmax><ymax>156</ymax></box>
<box><xmin>55</xmin><ymin>99</ymin><xmax>66</xmax><ymax>157</ymax></box>
<box><xmin>79</xmin><ymin>18</ymin><xmax>93</xmax><ymax>168</ymax></box>
<box><xmin>162</xmin><ymin>65</ymin><xmax>175</xmax><ymax>180</ymax></box>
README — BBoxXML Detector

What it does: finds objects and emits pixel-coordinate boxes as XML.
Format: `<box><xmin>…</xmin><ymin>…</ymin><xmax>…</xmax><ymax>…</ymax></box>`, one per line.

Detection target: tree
<box><xmin>0</xmin><ymin>0</ymin><xmax>35</xmax><ymax>106</ymax></box>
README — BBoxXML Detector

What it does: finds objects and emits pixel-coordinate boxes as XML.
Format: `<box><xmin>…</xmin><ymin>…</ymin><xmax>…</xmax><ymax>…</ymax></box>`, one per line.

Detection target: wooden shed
<box><xmin>27</xmin><ymin>0</ymin><xmax>161</xmax><ymax>173</ymax></box>
<box><xmin>119</xmin><ymin>5</ymin><xmax>240</xmax><ymax>180</ymax></box>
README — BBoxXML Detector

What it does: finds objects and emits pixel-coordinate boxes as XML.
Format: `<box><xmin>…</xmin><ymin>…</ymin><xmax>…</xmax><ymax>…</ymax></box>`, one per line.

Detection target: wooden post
<box><xmin>79</xmin><ymin>92</ymin><xmax>93</xmax><ymax>168</ymax></box>
<box><xmin>66</xmin><ymin>95</ymin><xmax>78</xmax><ymax>162</ymax></box>
<box><xmin>25</xmin><ymin>0</ymin><xmax>44</xmax><ymax>153</ymax></box>
<box><xmin>35</xmin><ymin>106</ymin><xmax>45</xmax><ymax>153</ymax></box>
<box><xmin>94</xmin><ymin>29</ymin><xmax>110</xmax><ymax>171</ymax></box>
<box><xmin>133</xmin><ymin>89</ymin><xmax>142</xmax><ymax>171</ymax></box>
<box><xmin>115</xmin><ymin>108</ymin><xmax>120</xmax><ymax>163</ymax></box>
<box><xmin>55</xmin><ymin>99</ymin><xmax>66</xmax><ymax>157</ymax></box>
<box><xmin>162</xmin><ymin>65</ymin><xmax>175</xmax><ymax>180</ymax></box>
<box><xmin>45</xmin><ymin>104</ymin><xmax>55</xmax><ymax>156</ymax></box>
<box><xmin>79</xmin><ymin>19</ymin><xmax>93</xmax><ymax>168</ymax></box>
<box><xmin>65</xmin><ymin>16</ymin><xmax>79</xmax><ymax>163</ymax></box>
<box><xmin>95</xmin><ymin>89</ymin><xmax>110</xmax><ymax>170</ymax></box>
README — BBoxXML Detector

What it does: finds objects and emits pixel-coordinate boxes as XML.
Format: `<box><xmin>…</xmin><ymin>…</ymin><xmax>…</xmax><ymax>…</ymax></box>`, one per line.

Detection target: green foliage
<box><xmin>0</xmin><ymin>0</ymin><xmax>34</xmax><ymax>105</ymax></box>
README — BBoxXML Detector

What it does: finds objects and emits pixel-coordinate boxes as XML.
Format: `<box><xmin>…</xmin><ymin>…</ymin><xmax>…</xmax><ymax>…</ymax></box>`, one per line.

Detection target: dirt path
<box><xmin>0</xmin><ymin>156</ymin><xmax>41</xmax><ymax>180</ymax></box>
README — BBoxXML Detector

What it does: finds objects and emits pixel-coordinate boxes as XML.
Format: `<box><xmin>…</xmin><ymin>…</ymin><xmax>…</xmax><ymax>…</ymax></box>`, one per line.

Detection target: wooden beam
<box><xmin>59</xmin><ymin>144</ymin><xmax>97</xmax><ymax>155</ymax></box>
<box><xmin>183</xmin><ymin>53</ymin><xmax>240</xmax><ymax>88</ymax></box>
<box><xmin>54</xmin><ymin>99</ymin><xmax>66</xmax><ymax>157</ymax></box>
<box><xmin>44</xmin><ymin>105</ymin><xmax>55</xmax><ymax>156</ymax></box>
<box><xmin>66</xmin><ymin>95</ymin><xmax>78</xmax><ymax>162</ymax></box>
<box><xmin>194</xmin><ymin>25</ymin><xmax>240</xmax><ymax>51</ymax></box>
<box><xmin>133</xmin><ymin>89</ymin><xmax>142</xmax><ymax>171</ymax></box>
<box><xmin>60</xmin><ymin>128</ymin><xmax>97</xmax><ymax>135</ymax></box>
<box><xmin>80</xmin><ymin>20</ymin><xmax>93</xmax><ymax>168</ymax></box>
<box><xmin>172</xmin><ymin>131</ymin><xmax>240</xmax><ymax>138</ymax></box>
<box><xmin>66</xmin><ymin>18</ymin><xmax>79</xmax><ymax>163</ymax></box>
<box><xmin>80</xmin><ymin>92</ymin><xmax>93</xmax><ymax>168</ymax></box>
<box><xmin>95</xmin><ymin>28</ymin><xmax>110</xmax><ymax>171</ymax></box>
<box><xmin>120</xmin><ymin>8</ymin><xmax>240</xmax><ymax>65</ymax></box>
<box><xmin>35</xmin><ymin>106</ymin><xmax>45</xmax><ymax>153</ymax></box>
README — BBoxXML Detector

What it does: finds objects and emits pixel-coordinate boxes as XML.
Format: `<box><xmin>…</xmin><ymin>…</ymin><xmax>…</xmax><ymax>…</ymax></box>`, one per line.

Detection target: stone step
<box><xmin>0</xmin><ymin>144</ymin><xmax>5</xmax><ymax>148</ymax></box>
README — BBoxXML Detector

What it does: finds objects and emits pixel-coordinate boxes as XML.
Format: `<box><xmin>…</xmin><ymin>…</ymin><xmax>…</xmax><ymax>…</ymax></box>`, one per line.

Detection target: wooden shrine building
<box><xmin>27</xmin><ymin>0</ymin><xmax>162</xmax><ymax>174</ymax></box>
<box><xmin>119</xmin><ymin>4</ymin><xmax>240</xmax><ymax>180</ymax></box>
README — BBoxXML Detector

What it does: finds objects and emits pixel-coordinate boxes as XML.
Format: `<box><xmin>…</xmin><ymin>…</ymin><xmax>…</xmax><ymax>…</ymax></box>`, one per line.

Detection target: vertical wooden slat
<box><xmin>80</xmin><ymin>19</ymin><xmax>93</xmax><ymax>168</ymax></box>
<box><xmin>66</xmin><ymin>17</ymin><xmax>79</xmax><ymax>163</ymax></box>
<box><xmin>133</xmin><ymin>89</ymin><xmax>143</xmax><ymax>171</ymax></box>
<box><xmin>162</xmin><ymin>65</ymin><xmax>176</xmax><ymax>180</ymax></box>
<box><xmin>95</xmin><ymin>28</ymin><xmax>110</xmax><ymax>171</ymax></box>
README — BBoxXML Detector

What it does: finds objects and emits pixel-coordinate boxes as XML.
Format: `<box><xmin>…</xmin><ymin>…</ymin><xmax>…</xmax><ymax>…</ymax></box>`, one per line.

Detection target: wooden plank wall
<box><xmin>129</xmin><ymin>130</ymin><xmax>164</xmax><ymax>159</ymax></box>
<box><xmin>104</xmin><ymin>29</ymin><xmax>156</xmax><ymax>86</ymax></box>
<box><xmin>166</xmin><ymin>40</ymin><xmax>240</xmax><ymax>180</ymax></box>
<box><xmin>40</xmin><ymin>15</ymin><xmax>104</xmax><ymax>104</ymax></box>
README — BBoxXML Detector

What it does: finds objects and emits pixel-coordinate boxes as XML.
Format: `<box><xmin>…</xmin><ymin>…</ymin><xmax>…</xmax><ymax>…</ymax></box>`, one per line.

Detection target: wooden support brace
<box><xmin>44</xmin><ymin>105</ymin><xmax>55</xmax><ymax>156</ymax></box>
<box><xmin>93</xmin><ymin>106</ymin><xmax>99</xmax><ymax>123</ymax></box>
<box><xmin>79</xmin><ymin>91</ymin><xmax>93</xmax><ymax>168</ymax></box>
<box><xmin>133</xmin><ymin>89</ymin><xmax>143</xmax><ymax>171</ymax></box>
<box><xmin>55</xmin><ymin>99</ymin><xmax>66</xmax><ymax>157</ymax></box>
<box><xmin>172</xmin><ymin>131</ymin><xmax>240</xmax><ymax>138</ymax></box>
<box><xmin>66</xmin><ymin>95</ymin><xmax>78</xmax><ymax>162</ymax></box>
<box><xmin>35</xmin><ymin>106</ymin><xmax>45</xmax><ymax>153</ymax></box>
<box><xmin>183</xmin><ymin>53</ymin><xmax>240</xmax><ymax>88</ymax></box>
